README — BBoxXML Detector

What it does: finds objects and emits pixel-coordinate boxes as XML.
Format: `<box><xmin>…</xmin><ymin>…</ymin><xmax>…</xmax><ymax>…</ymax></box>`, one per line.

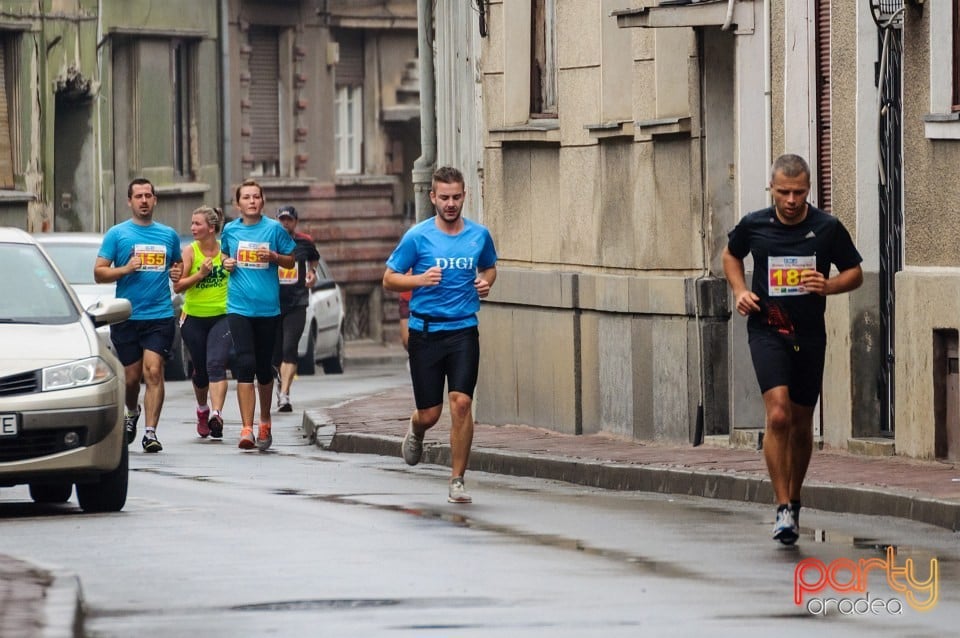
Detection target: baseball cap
<box><xmin>277</xmin><ymin>206</ymin><xmax>298</xmax><ymax>220</ymax></box>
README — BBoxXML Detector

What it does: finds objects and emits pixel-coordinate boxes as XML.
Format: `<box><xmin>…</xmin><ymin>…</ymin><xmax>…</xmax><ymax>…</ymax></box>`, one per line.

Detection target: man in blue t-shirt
<box><xmin>95</xmin><ymin>178</ymin><xmax>183</xmax><ymax>453</ymax></box>
<box><xmin>383</xmin><ymin>166</ymin><xmax>498</xmax><ymax>504</ymax></box>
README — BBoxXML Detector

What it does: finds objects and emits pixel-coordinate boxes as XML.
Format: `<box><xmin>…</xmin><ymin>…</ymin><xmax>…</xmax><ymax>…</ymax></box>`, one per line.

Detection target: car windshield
<box><xmin>0</xmin><ymin>242</ymin><xmax>78</xmax><ymax>324</ymax></box>
<box><xmin>39</xmin><ymin>242</ymin><xmax>98</xmax><ymax>285</ymax></box>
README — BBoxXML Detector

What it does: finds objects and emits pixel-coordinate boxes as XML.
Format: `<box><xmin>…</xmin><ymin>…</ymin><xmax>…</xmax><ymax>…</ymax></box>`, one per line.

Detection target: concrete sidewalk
<box><xmin>310</xmin><ymin>359</ymin><xmax>960</xmax><ymax>532</ymax></box>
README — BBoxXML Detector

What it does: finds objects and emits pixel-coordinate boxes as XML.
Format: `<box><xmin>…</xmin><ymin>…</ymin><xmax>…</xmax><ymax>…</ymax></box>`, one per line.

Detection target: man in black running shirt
<box><xmin>723</xmin><ymin>154</ymin><xmax>863</xmax><ymax>546</ymax></box>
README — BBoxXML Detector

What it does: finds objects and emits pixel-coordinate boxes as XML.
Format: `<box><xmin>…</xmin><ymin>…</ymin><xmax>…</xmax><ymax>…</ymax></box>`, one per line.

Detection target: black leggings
<box><xmin>273</xmin><ymin>306</ymin><xmax>306</xmax><ymax>365</ymax></box>
<box><xmin>180</xmin><ymin>314</ymin><xmax>232</xmax><ymax>388</ymax></box>
<box><xmin>227</xmin><ymin>314</ymin><xmax>279</xmax><ymax>385</ymax></box>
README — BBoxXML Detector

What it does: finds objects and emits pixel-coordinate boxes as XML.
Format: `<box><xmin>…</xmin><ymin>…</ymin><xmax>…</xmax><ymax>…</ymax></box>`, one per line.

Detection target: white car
<box><xmin>0</xmin><ymin>228</ymin><xmax>131</xmax><ymax>512</ymax></box>
<box><xmin>37</xmin><ymin>233</ymin><xmax>190</xmax><ymax>380</ymax></box>
<box><xmin>298</xmin><ymin>255</ymin><xmax>346</xmax><ymax>375</ymax></box>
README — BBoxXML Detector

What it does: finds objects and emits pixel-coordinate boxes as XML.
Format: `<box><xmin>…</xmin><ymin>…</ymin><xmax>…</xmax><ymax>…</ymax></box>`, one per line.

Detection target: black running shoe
<box><xmin>141</xmin><ymin>431</ymin><xmax>163</xmax><ymax>453</ymax></box>
<box><xmin>208</xmin><ymin>414</ymin><xmax>224</xmax><ymax>439</ymax></box>
<box><xmin>124</xmin><ymin>406</ymin><xmax>141</xmax><ymax>445</ymax></box>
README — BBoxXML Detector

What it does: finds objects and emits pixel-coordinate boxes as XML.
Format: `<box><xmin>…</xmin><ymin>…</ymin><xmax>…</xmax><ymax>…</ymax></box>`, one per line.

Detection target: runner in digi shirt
<box><xmin>384</xmin><ymin>166</ymin><xmax>498</xmax><ymax>505</ymax></box>
<box><xmin>95</xmin><ymin>178</ymin><xmax>183</xmax><ymax>453</ymax></box>
<box><xmin>723</xmin><ymin>154</ymin><xmax>863</xmax><ymax>546</ymax></box>
<box><xmin>220</xmin><ymin>179</ymin><xmax>296</xmax><ymax>452</ymax></box>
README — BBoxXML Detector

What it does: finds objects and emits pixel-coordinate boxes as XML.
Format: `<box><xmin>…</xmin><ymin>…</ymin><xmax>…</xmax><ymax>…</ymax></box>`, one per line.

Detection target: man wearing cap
<box><xmin>273</xmin><ymin>205</ymin><xmax>320</xmax><ymax>411</ymax></box>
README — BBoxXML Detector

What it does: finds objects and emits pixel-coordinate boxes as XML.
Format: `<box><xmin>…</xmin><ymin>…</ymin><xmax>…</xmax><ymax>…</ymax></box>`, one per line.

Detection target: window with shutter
<box><xmin>0</xmin><ymin>38</ymin><xmax>15</xmax><ymax>189</ymax></box>
<box><xmin>814</xmin><ymin>0</ymin><xmax>831</xmax><ymax>212</ymax></box>
<box><xmin>334</xmin><ymin>30</ymin><xmax>364</xmax><ymax>174</ymax></box>
<box><xmin>954</xmin><ymin>0</ymin><xmax>960</xmax><ymax>110</ymax></box>
<box><xmin>335</xmin><ymin>30</ymin><xmax>364</xmax><ymax>87</ymax></box>
<box><xmin>531</xmin><ymin>0</ymin><xmax>557</xmax><ymax>117</ymax></box>
<box><xmin>248</xmin><ymin>27</ymin><xmax>280</xmax><ymax>176</ymax></box>
<box><xmin>172</xmin><ymin>39</ymin><xmax>194</xmax><ymax>178</ymax></box>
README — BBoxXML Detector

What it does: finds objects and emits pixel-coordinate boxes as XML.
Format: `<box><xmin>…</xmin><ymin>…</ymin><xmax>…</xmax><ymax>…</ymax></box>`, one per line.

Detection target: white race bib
<box><xmin>134</xmin><ymin>244</ymin><xmax>167</xmax><ymax>272</ymax></box>
<box><xmin>768</xmin><ymin>255</ymin><xmax>816</xmax><ymax>296</ymax></box>
<box><xmin>236</xmin><ymin>241</ymin><xmax>269</xmax><ymax>269</ymax></box>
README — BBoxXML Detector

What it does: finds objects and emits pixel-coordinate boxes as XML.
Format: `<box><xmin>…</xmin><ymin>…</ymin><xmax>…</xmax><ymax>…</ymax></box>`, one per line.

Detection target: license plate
<box><xmin>0</xmin><ymin>413</ymin><xmax>17</xmax><ymax>437</ymax></box>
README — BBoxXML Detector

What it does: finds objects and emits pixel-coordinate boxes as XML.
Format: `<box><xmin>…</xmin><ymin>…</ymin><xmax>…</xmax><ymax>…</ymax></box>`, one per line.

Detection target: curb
<box><xmin>42</xmin><ymin>570</ymin><xmax>84</xmax><ymax>638</ymax></box>
<box><xmin>320</xmin><ymin>425</ymin><xmax>960</xmax><ymax>532</ymax></box>
<box><xmin>0</xmin><ymin>555</ymin><xmax>84</xmax><ymax>638</ymax></box>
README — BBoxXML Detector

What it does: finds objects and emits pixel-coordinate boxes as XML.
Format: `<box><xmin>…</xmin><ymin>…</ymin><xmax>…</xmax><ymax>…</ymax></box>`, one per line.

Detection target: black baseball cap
<box><xmin>277</xmin><ymin>206</ymin><xmax>298</xmax><ymax>220</ymax></box>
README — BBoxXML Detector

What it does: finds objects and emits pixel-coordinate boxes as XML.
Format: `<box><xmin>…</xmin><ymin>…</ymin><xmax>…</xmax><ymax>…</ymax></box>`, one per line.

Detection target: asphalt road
<box><xmin>1</xmin><ymin>366</ymin><xmax>958</xmax><ymax>637</ymax></box>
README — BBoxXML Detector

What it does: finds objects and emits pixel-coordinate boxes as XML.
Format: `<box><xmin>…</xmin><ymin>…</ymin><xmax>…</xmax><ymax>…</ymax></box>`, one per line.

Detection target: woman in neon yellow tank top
<box><xmin>173</xmin><ymin>206</ymin><xmax>231</xmax><ymax>439</ymax></box>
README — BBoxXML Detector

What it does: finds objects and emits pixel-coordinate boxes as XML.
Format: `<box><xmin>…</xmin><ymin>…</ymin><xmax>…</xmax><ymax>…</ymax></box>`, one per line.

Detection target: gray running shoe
<box><xmin>448</xmin><ymin>477</ymin><xmax>472</xmax><ymax>504</ymax></box>
<box><xmin>256</xmin><ymin>423</ymin><xmax>273</xmax><ymax>452</ymax></box>
<box><xmin>400</xmin><ymin>419</ymin><xmax>423</xmax><ymax>466</ymax></box>
<box><xmin>772</xmin><ymin>505</ymin><xmax>798</xmax><ymax>545</ymax></box>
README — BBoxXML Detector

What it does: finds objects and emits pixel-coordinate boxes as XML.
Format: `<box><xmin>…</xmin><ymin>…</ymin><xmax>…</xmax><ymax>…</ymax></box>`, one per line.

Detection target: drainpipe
<box><xmin>413</xmin><ymin>0</ymin><xmax>436</xmax><ymax>221</ymax></box>
<box><xmin>763</xmin><ymin>0</ymin><xmax>771</xmax><ymax>177</ymax></box>
<box><xmin>95</xmin><ymin>0</ymin><xmax>104</xmax><ymax>231</ymax></box>
<box><xmin>219</xmin><ymin>0</ymin><xmax>232</xmax><ymax>206</ymax></box>
<box><xmin>721</xmin><ymin>0</ymin><xmax>736</xmax><ymax>31</ymax></box>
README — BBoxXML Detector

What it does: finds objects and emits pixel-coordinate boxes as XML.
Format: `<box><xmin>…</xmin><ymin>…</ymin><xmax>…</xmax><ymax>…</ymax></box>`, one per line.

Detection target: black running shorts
<box><xmin>407</xmin><ymin>326</ymin><xmax>480</xmax><ymax>409</ymax></box>
<box><xmin>748</xmin><ymin>329</ymin><xmax>826</xmax><ymax>407</ymax></box>
<box><xmin>110</xmin><ymin>318</ymin><xmax>177</xmax><ymax>367</ymax></box>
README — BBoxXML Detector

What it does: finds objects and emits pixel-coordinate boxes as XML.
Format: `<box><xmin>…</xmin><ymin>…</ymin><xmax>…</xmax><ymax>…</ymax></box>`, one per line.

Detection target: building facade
<box><xmin>424</xmin><ymin>1</ymin><xmax>946</xmax><ymax>458</ymax></box>
<box><xmin>0</xmin><ymin>0</ymin><xmax>418</xmax><ymax>342</ymax></box>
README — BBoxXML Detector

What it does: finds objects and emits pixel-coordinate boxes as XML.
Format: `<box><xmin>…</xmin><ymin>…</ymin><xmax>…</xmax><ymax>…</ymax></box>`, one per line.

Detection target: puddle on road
<box><xmin>130</xmin><ymin>467</ymin><xmax>950</xmax><ymax>572</ymax></box>
<box><xmin>258</xmin><ymin>488</ymin><xmax>706</xmax><ymax>581</ymax></box>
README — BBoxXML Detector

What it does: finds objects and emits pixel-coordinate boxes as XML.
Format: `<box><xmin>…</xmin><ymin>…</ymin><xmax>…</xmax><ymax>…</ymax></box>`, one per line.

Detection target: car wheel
<box><xmin>165</xmin><ymin>332</ymin><xmax>189</xmax><ymax>381</ymax></box>
<box><xmin>321</xmin><ymin>331</ymin><xmax>345</xmax><ymax>374</ymax></box>
<box><xmin>29</xmin><ymin>482</ymin><xmax>73</xmax><ymax>504</ymax></box>
<box><xmin>297</xmin><ymin>324</ymin><xmax>317</xmax><ymax>376</ymax></box>
<box><xmin>76</xmin><ymin>442</ymin><xmax>128</xmax><ymax>513</ymax></box>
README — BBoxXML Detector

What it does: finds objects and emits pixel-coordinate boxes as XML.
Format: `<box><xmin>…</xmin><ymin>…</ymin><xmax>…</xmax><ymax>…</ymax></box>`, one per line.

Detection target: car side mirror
<box><xmin>88</xmin><ymin>297</ymin><xmax>132</xmax><ymax>327</ymax></box>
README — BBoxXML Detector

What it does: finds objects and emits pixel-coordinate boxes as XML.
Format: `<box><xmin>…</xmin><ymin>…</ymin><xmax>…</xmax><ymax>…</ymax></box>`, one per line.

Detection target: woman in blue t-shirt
<box><xmin>221</xmin><ymin>179</ymin><xmax>296</xmax><ymax>452</ymax></box>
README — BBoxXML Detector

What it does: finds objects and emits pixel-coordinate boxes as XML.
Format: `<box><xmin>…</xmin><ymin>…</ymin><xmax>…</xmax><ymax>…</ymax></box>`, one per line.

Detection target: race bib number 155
<box><xmin>134</xmin><ymin>244</ymin><xmax>167</xmax><ymax>272</ymax></box>
<box><xmin>237</xmin><ymin>241</ymin><xmax>269</xmax><ymax>269</ymax></box>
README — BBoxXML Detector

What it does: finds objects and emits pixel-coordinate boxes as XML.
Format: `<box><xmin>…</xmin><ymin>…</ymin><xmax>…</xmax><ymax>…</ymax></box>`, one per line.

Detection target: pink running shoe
<box><xmin>196</xmin><ymin>407</ymin><xmax>211</xmax><ymax>438</ymax></box>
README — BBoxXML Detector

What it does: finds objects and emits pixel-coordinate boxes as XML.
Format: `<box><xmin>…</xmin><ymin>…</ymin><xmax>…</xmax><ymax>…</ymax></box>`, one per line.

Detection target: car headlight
<box><xmin>42</xmin><ymin>357</ymin><xmax>116</xmax><ymax>391</ymax></box>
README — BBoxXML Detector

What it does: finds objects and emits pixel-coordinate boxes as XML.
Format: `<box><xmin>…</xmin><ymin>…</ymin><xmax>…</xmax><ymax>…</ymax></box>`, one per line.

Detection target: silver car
<box><xmin>37</xmin><ymin>232</ymin><xmax>190</xmax><ymax>380</ymax></box>
<box><xmin>0</xmin><ymin>228</ymin><xmax>131</xmax><ymax>512</ymax></box>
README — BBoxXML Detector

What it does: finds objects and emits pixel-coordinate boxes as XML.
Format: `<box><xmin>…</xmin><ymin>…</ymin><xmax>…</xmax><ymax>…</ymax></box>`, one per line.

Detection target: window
<box><xmin>172</xmin><ymin>39</ymin><xmax>193</xmax><ymax>178</ymax></box>
<box><xmin>954</xmin><ymin>0</ymin><xmax>960</xmax><ymax>110</ymax></box>
<box><xmin>334</xmin><ymin>85</ymin><xmax>362</xmax><ymax>174</ymax></box>
<box><xmin>0</xmin><ymin>33</ymin><xmax>18</xmax><ymax>188</ymax></box>
<box><xmin>334</xmin><ymin>30</ymin><xmax>364</xmax><ymax>174</ymax></box>
<box><xmin>925</xmin><ymin>0</ymin><xmax>960</xmax><ymax>138</ymax></box>
<box><xmin>248</xmin><ymin>26</ymin><xmax>281</xmax><ymax>176</ymax></box>
<box><xmin>600</xmin><ymin>0</ymin><xmax>631</xmax><ymax>124</ymax></box>
<box><xmin>530</xmin><ymin>0</ymin><xmax>557</xmax><ymax>117</ymax></box>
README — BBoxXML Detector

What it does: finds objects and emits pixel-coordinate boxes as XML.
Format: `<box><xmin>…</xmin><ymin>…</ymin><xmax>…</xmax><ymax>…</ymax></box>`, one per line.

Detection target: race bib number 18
<box><xmin>237</xmin><ymin>241</ymin><xmax>269</xmax><ymax>269</ymax></box>
<box><xmin>768</xmin><ymin>255</ymin><xmax>816</xmax><ymax>296</ymax></box>
<box><xmin>134</xmin><ymin>244</ymin><xmax>167</xmax><ymax>272</ymax></box>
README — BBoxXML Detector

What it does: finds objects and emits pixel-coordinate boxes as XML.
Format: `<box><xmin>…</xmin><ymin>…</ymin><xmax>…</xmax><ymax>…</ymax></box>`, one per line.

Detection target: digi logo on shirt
<box><xmin>434</xmin><ymin>257</ymin><xmax>475</xmax><ymax>270</ymax></box>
